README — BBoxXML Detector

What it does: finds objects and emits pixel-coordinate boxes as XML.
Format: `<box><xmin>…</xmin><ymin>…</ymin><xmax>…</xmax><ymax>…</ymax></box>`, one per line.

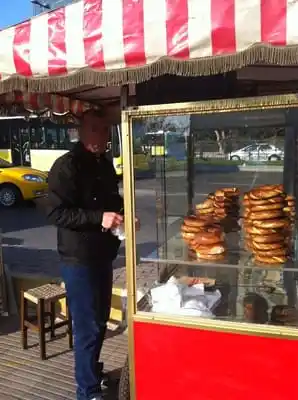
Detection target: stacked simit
<box><xmin>243</xmin><ymin>184</ymin><xmax>295</xmax><ymax>266</ymax></box>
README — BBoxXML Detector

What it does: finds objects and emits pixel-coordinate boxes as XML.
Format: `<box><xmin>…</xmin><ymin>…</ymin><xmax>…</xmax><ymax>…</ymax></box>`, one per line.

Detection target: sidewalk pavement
<box><xmin>0</xmin><ymin>261</ymin><xmax>159</xmax><ymax>399</ymax></box>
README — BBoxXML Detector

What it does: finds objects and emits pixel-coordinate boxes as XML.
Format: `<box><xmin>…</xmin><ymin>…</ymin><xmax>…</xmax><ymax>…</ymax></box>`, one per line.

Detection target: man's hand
<box><xmin>102</xmin><ymin>212</ymin><xmax>123</xmax><ymax>229</ymax></box>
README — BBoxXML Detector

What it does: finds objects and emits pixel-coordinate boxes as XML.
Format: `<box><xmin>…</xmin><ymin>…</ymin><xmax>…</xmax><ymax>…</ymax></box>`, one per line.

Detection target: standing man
<box><xmin>47</xmin><ymin>109</ymin><xmax>124</xmax><ymax>400</ymax></box>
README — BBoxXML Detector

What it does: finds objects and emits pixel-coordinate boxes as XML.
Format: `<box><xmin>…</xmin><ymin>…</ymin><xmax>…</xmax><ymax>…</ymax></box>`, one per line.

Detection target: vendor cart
<box><xmin>1</xmin><ymin>1</ymin><xmax>298</xmax><ymax>399</ymax></box>
<box><xmin>120</xmin><ymin>95</ymin><xmax>298</xmax><ymax>399</ymax></box>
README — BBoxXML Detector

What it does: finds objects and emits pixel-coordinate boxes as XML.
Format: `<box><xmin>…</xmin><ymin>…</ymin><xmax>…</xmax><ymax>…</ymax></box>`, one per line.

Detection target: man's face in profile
<box><xmin>80</xmin><ymin>111</ymin><xmax>110</xmax><ymax>154</ymax></box>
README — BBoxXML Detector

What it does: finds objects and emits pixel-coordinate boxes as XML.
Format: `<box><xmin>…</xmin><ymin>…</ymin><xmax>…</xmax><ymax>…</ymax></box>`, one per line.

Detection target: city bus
<box><xmin>142</xmin><ymin>130</ymin><xmax>186</xmax><ymax>158</ymax></box>
<box><xmin>0</xmin><ymin>115</ymin><xmax>79</xmax><ymax>171</ymax></box>
<box><xmin>0</xmin><ymin>116</ymin><xmax>151</xmax><ymax>175</ymax></box>
<box><xmin>0</xmin><ymin>116</ymin><xmax>30</xmax><ymax>165</ymax></box>
<box><xmin>109</xmin><ymin>127</ymin><xmax>188</xmax><ymax>176</ymax></box>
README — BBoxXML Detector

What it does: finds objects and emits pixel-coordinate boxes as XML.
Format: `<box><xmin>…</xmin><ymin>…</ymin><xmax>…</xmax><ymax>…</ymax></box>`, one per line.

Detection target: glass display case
<box><xmin>125</xmin><ymin>95</ymin><xmax>298</xmax><ymax>328</ymax></box>
<box><xmin>122</xmin><ymin>94</ymin><xmax>298</xmax><ymax>400</ymax></box>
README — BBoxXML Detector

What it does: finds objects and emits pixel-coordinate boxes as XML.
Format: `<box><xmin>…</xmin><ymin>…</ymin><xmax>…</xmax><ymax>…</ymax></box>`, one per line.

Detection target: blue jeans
<box><xmin>61</xmin><ymin>262</ymin><xmax>113</xmax><ymax>400</ymax></box>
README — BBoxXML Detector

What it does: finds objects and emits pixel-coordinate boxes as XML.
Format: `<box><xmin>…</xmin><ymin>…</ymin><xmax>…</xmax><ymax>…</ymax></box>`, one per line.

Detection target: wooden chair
<box><xmin>20</xmin><ymin>283</ymin><xmax>73</xmax><ymax>360</ymax></box>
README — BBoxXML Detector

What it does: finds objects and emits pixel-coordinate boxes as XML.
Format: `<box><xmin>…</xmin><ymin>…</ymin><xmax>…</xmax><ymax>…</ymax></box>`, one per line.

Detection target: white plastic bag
<box><xmin>149</xmin><ymin>275</ymin><xmax>222</xmax><ymax>318</ymax></box>
<box><xmin>151</xmin><ymin>279</ymin><xmax>183</xmax><ymax>313</ymax></box>
<box><xmin>111</xmin><ymin>224</ymin><xmax>125</xmax><ymax>240</ymax></box>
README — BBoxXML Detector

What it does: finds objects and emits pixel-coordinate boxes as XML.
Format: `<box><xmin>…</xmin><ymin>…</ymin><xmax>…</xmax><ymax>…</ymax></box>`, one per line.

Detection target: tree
<box><xmin>214</xmin><ymin>129</ymin><xmax>225</xmax><ymax>154</ymax></box>
<box><xmin>142</xmin><ymin>115</ymin><xmax>190</xmax><ymax>134</ymax></box>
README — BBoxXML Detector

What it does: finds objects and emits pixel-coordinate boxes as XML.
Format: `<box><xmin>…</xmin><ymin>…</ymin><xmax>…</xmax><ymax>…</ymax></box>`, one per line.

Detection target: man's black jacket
<box><xmin>47</xmin><ymin>142</ymin><xmax>124</xmax><ymax>265</ymax></box>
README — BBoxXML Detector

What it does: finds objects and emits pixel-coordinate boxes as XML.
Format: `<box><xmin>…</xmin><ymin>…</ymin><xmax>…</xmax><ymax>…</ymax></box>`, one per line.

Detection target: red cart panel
<box><xmin>134</xmin><ymin>320</ymin><xmax>298</xmax><ymax>400</ymax></box>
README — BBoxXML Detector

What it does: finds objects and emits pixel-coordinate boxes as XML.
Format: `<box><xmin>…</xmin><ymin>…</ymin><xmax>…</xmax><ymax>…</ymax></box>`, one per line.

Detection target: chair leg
<box><xmin>37</xmin><ymin>299</ymin><xmax>46</xmax><ymax>360</ymax></box>
<box><xmin>20</xmin><ymin>291</ymin><xmax>28</xmax><ymax>350</ymax></box>
<box><xmin>66</xmin><ymin>300</ymin><xmax>73</xmax><ymax>350</ymax></box>
<box><xmin>50</xmin><ymin>302</ymin><xmax>56</xmax><ymax>339</ymax></box>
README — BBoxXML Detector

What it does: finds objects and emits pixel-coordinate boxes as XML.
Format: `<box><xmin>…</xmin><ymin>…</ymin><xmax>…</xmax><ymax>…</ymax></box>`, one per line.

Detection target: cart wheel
<box><xmin>118</xmin><ymin>356</ymin><xmax>130</xmax><ymax>400</ymax></box>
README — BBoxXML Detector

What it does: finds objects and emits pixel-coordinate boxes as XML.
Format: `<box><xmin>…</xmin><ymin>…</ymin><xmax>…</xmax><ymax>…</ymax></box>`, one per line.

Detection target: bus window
<box><xmin>0</xmin><ymin>122</ymin><xmax>11</xmax><ymax>164</ymax></box>
<box><xmin>59</xmin><ymin>127</ymin><xmax>79</xmax><ymax>150</ymax></box>
<box><xmin>142</xmin><ymin>132</ymin><xmax>166</xmax><ymax>156</ymax></box>
<box><xmin>0</xmin><ymin>125</ymin><xmax>10</xmax><ymax>149</ymax></box>
<box><xmin>67</xmin><ymin>127</ymin><xmax>80</xmax><ymax>144</ymax></box>
<box><xmin>143</xmin><ymin>133</ymin><xmax>165</xmax><ymax>147</ymax></box>
<box><xmin>59</xmin><ymin>127</ymin><xmax>68</xmax><ymax>150</ymax></box>
<box><xmin>109</xmin><ymin>125</ymin><xmax>146</xmax><ymax>157</ymax></box>
<box><xmin>111</xmin><ymin>125</ymin><xmax>121</xmax><ymax>158</ymax></box>
<box><xmin>30</xmin><ymin>126</ymin><xmax>43</xmax><ymax>149</ymax></box>
<box><xmin>37</xmin><ymin>125</ymin><xmax>55</xmax><ymax>149</ymax></box>
<box><xmin>20</xmin><ymin>127</ymin><xmax>31</xmax><ymax>165</ymax></box>
<box><xmin>44</xmin><ymin>127</ymin><xmax>58</xmax><ymax>149</ymax></box>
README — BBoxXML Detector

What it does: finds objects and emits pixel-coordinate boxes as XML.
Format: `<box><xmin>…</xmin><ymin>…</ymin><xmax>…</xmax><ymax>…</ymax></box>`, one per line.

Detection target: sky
<box><xmin>0</xmin><ymin>0</ymin><xmax>32</xmax><ymax>29</ymax></box>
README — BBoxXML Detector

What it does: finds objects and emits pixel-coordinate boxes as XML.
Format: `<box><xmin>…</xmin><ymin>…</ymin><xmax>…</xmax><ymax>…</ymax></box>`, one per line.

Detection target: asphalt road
<box><xmin>141</xmin><ymin>169</ymin><xmax>284</xmax><ymax>216</ymax></box>
<box><xmin>0</xmin><ymin>188</ymin><xmax>158</xmax><ymax>278</ymax></box>
<box><xmin>1</xmin><ymin>169</ymin><xmax>283</xmax><ymax>278</ymax></box>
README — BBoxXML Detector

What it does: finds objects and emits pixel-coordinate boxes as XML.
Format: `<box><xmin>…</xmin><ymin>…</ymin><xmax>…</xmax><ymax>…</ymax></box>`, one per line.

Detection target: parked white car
<box><xmin>230</xmin><ymin>143</ymin><xmax>284</xmax><ymax>162</ymax></box>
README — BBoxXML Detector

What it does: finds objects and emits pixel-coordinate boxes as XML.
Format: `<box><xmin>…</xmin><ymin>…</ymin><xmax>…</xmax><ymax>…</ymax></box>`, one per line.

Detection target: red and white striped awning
<box><xmin>0</xmin><ymin>91</ymin><xmax>96</xmax><ymax>115</ymax></box>
<box><xmin>0</xmin><ymin>0</ymin><xmax>297</xmax><ymax>93</ymax></box>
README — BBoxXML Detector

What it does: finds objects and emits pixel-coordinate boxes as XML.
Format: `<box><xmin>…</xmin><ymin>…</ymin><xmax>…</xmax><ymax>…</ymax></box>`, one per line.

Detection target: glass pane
<box><xmin>139</xmin><ymin>263</ymin><xmax>298</xmax><ymax>328</ymax></box>
<box><xmin>130</xmin><ymin>105</ymin><xmax>298</xmax><ymax>329</ymax></box>
<box><xmin>44</xmin><ymin>127</ymin><xmax>58</xmax><ymax>149</ymax></box>
<box><xmin>30</xmin><ymin>125</ymin><xmax>43</xmax><ymax>149</ymax></box>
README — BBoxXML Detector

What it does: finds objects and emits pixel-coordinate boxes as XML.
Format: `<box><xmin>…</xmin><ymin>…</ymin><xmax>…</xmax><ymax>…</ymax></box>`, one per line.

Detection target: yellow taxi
<box><xmin>0</xmin><ymin>162</ymin><xmax>48</xmax><ymax>207</ymax></box>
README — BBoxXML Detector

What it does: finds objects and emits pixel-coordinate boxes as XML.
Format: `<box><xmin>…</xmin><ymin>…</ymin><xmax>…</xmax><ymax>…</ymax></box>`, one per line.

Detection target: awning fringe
<box><xmin>1</xmin><ymin>44</ymin><xmax>298</xmax><ymax>94</ymax></box>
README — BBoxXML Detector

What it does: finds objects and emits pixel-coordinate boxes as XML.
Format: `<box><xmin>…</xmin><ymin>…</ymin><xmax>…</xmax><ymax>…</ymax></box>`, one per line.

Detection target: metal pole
<box><xmin>0</xmin><ymin>230</ymin><xmax>8</xmax><ymax>315</ymax></box>
<box><xmin>187</xmin><ymin>117</ymin><xmax>195</xmax><ymax>214</ymax></box>
<box><xmin>120</xmin><ymin>85</ymin><xmax>129</xmax><ymax>110</ymax></box>
<box><xmin>122</xmin><ymin>106</ymin><xmax>137</xmax><ymax>400</ymax></box>
<box><xmin>283</xmin><ymin>124</ymin><xmax>298</xmax><ymax>307</ymax></box>
<box><xmin>283</xmin><ymin>126</ymin><xmax>296</xmax><ymax>196</ymax></box>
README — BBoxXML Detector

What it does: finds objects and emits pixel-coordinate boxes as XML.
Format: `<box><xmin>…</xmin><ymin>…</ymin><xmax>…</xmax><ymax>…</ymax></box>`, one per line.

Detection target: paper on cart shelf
<box><xmin>183</xmin><ymin>283</ymin><xmax>205</xmax><ymax>297</ymax></box>
<box><xmin>155</xmin><ymin>306</ymin><xmax>214</xmax><ymax>318</ymax></box>
<box><xmin>152</xmin><ymin>298</ymin><xmax>214</xmax><ymax>318</ymax></box>
<box><xmin>181</xmin><ymin>309</ymin><xmax>213</xmax><ymax>317</ymax></box>
<box><xmin>182</xmin><ymin>299</ymin><xmax>214</xmax><ymax>318</ymax></box>
<box><xmin>180</xmin><ymin>308</ymin><xmax>214</xmax><ymax>318</ymax></box>
<box><xmin>149</xmin><ymin>275</ymin><xmax>222</xmax><ymax>318</ymax></box>
<box><xmin>151</xmin><ymin>280</ymin><xmax>183</xmax><ymax>310</ymax></box>
<box><xmin>151</xmin><ymin>301</ymin><xmax>182</xmax><ymax>314</ymax></box>
<box><xmin>166</xmin><ymin>276</ymin><xmax>182</xmax><ymax>286</ymax></box>
<box><xmin>182</xmin><ymin>291</ymin><xmax>220</xmax><ymax>308</ymax></box>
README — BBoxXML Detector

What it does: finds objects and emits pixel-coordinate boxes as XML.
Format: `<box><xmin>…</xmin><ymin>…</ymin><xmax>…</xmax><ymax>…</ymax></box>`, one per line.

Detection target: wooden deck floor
<box><xmin>0</xmin><ymin>263</ymin><xmax>159</xmax><ymax>399</ymax></box>
<box><xmin>0</xmin><ymin>317</ymin><xmax>127</xmax><ymax>399</ymax></box>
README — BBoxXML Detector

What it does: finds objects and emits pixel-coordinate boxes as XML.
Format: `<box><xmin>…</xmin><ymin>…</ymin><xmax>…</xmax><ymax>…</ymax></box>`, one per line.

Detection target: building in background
<box><xmin>31</xmin><ymin>0</ymin><xmax>73</xmax><ymax>15</ymax></box>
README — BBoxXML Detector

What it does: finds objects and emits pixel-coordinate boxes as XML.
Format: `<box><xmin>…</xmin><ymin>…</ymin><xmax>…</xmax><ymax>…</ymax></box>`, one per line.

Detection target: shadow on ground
<box><xmin>102</xmin><ymin>367</ymin><xmax>122</xmax><ymax>399</ymax></box>
<box><xmin>118</xmin><ymin>241</ymin><xmax>157</xmax><ymax>258</ymax></box>
<box><xmin>3</xmin><ymin>245</ymin><xmax>129</xmax><ymax>277</ymax></box>
<box><xmin>0</xmin><ymin>204</ymin><xmax>49</xmax><ymax>234</ymax></box>
<box><xmin>3</xmin><ymin>246</ymin><xmax>60</xmax><ymax>277</ymax></box>
<box><xmin>2</xmin><ymin>237</ymin><xmax>24</xmax><ymax>246</ymax></box>
<box><xmin>0</xmin><ymin>316</ymin><xmax>19</xmax><ymax>336</ymax></box>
